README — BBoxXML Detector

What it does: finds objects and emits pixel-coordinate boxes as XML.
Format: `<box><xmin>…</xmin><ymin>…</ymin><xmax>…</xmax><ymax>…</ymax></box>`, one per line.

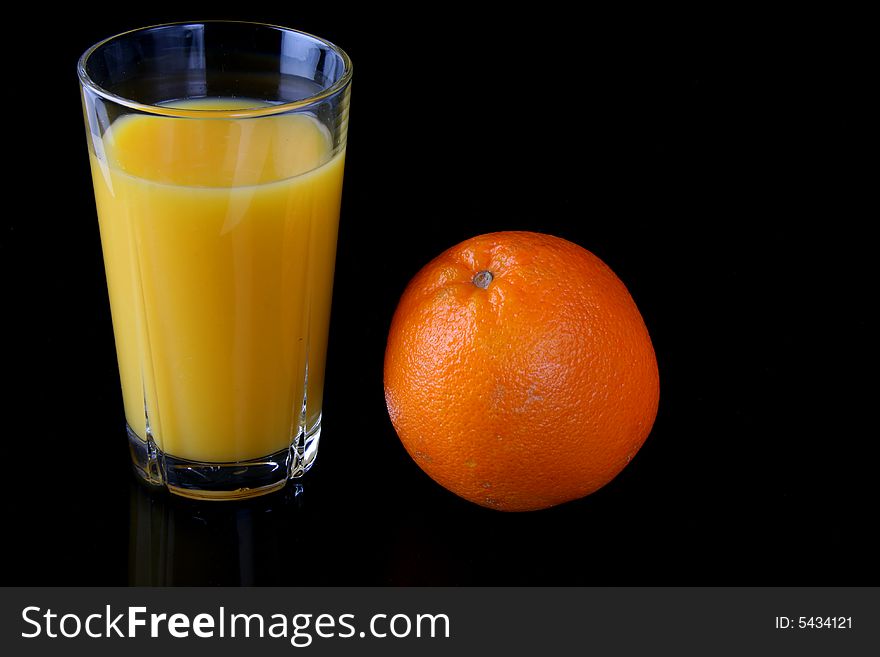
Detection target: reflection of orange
<box><xmin>384</xmin><ymin>231</ymin><xmax>660</xmax><ymax>511</ymax></box>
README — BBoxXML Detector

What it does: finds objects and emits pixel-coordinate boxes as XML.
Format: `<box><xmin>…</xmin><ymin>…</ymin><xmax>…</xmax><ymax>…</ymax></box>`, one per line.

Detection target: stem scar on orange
<box><xmin>383</xmin><ymin>231</ymin><xmax>660</xmax><ymax>511</ymax></box>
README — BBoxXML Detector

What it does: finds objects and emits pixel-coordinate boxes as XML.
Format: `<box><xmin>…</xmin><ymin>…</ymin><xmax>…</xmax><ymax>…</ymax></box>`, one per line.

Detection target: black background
<box><xmin>2</xmin><ymin>5</ymin><xmax>873</xmax><ymax>585</ymax></box>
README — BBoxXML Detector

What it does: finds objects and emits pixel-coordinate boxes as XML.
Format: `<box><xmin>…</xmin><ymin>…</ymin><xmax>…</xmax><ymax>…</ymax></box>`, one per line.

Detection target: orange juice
<box><xmin>90</xmin><ymin>98</ymin><xmax>344</xmax><ymax>463</ymax></box>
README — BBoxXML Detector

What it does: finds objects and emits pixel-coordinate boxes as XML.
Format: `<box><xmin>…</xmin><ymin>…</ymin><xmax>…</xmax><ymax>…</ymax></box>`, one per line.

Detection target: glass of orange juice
<box><xmin>78</xmin><ymin>22</ymin><xmax>352</xmax><ymax>499</ymax></box>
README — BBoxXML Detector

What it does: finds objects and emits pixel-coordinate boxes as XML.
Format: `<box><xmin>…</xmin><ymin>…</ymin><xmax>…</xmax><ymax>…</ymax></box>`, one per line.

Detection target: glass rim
<box><xmin>77</xmin><ymin>20</ymin><xmax>353</xmax><ymax>119</ymax></box>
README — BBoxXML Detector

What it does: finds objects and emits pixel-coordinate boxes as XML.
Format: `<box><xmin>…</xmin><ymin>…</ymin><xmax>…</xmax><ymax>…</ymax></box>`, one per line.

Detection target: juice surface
<box><xmin>90</xmin><ymin>98</ymin><xmax>344</xmax><ymax>462</ymax></box>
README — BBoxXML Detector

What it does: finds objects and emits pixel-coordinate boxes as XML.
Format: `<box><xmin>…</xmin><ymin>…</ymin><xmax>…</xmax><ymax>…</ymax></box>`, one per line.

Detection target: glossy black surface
<box><xmin>3</xmin><ymin>7</ymin><xmax>871</xmax><ymax>585</ymax></box>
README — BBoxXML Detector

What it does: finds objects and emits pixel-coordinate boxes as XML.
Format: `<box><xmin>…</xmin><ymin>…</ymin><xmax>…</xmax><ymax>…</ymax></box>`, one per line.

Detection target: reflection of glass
<box><xmin>128</xmin><ymin>481</ymin><xmax>303</xmax><ymax>585</ymax></box>
<box><xmin>79</xmin><ymin>23</ymin><xmax>352</xmax><ymax>499</ymax></box>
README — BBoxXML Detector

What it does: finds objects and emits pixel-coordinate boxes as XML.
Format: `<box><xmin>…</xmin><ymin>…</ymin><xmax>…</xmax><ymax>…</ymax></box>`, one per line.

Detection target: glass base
<box><xmin>128</xmin><ymin>420</ymin><xmax>322</xmax><ymax>500</ymax></box>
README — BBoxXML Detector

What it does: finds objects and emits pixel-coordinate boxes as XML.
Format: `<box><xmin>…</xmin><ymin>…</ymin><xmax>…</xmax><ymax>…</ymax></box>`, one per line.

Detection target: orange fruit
<box><xmin>383</xmin><ymin>231</ymin><xmax>659</xmax><ymax>511</ymax></box>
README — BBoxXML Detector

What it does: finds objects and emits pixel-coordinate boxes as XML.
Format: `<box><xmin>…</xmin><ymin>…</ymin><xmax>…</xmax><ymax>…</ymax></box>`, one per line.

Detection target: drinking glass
<box><xmin>79</xmin><ymin>21</ymin><xmax>352</xmax><ymax>499</ymax></box>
